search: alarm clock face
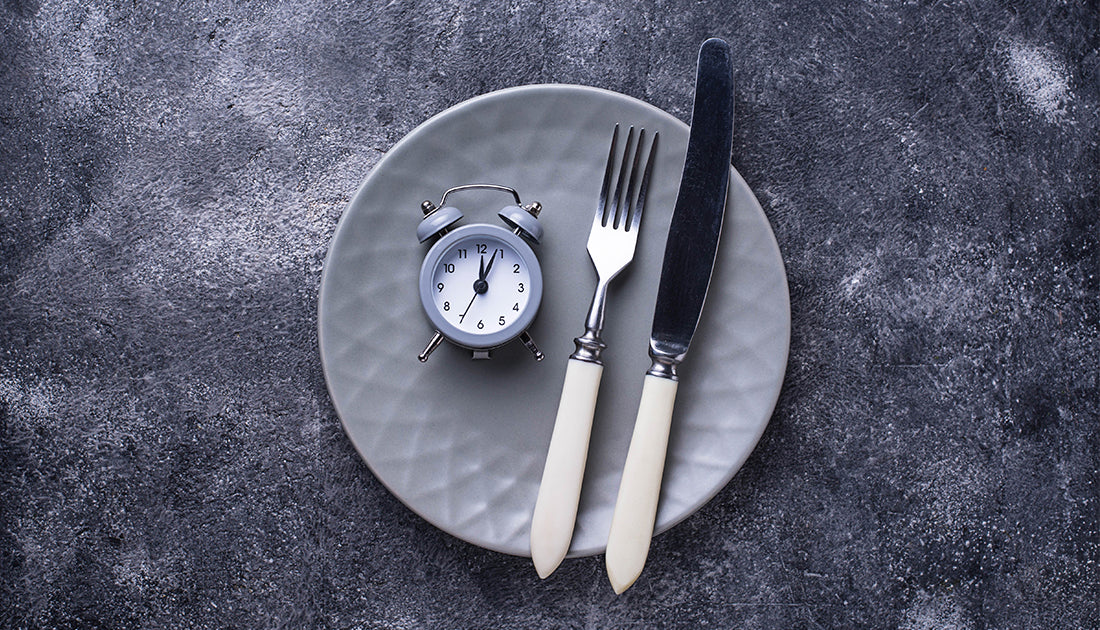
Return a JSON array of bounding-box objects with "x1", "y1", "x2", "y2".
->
[{"x1": 419, "y1": 224, "x2": 543, "y2": 350}]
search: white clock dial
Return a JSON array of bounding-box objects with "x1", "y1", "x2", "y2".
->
[
  {"x1": 419, "y1": 222, "x2": 543, "y2": 351},
  {"x1": 430, "y1": 234, "x2": 533, "y2": 336}
]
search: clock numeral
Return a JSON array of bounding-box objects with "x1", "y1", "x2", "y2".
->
[
  {"x1": 437, "y1": 282, "x2": 444, "y2": 292},
  {"x1": 494, "y1": 248, "x2": 504, "y2": 259},
  {"x1": 443, "y1": 263, "x2": 455, "y2": 273},
  {"x1": 477, "y1": 320, "x2": 485, "y2": 330},
  {"x1": 498, "y1": 316, "x2": 505, "y2": 326},
  {"x1": 476, "y1": 244, "x2": 487, "y2": 254},
  {"x1": 457, "y1": 249, "x2": 467, "y2": 259},
  {"x1": 443, "y1": 301, "x2": 450, "y2": 311},
  {"x1": 513, "y1": 303, "x2": 519, "y2": 311},
  {"x1": 518, "y1": 282, "x2": 525, "y2": 293},
  {"x1": 513, "y1": 263, "x2": 520, "y2": 273}
]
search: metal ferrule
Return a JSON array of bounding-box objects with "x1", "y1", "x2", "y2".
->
[
  {"x1": 570, "y1": 329, "x2": 607, "y2": 364},
  {"x1": 645, "y1": 344, "x2": 684, "y2": 380}
]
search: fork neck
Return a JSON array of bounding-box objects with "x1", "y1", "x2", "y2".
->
[{"x1": 570, "y1": 278, "x2": 611, "y2": 364}]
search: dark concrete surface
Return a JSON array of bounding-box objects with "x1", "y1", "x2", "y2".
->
[{"x1": 1, "y1": 1, "x2": 1097, "y2": 628}]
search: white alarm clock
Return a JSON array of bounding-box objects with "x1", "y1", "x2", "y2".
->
[{"x1": 416, "y1": 184, "x2": 545, "y2": 362}]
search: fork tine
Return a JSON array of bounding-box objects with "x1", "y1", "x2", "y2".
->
[
  {"x1": 629, "y1": 131, "x2": 658, "y2": 233},
  {"x1": 621, "y1": 128, "x2": 647, "y2": 230},
  {"x1": 609, "y1": 126, "x2": 635, "y2": 229},
  {"x1": 595, "y1": 124, "x2": 619, "y2": 228}
]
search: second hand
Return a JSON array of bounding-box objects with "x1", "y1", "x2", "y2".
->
[
  {"x1": 459, "y1": 292, "x2": 477, "y2": 322},
  {"x1": 460, "y1": 253, "x2": 492, "y2": 323}
]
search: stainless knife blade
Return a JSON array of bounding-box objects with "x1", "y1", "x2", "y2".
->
[
  {"x1": 650, "y1": 39, "x2": 735, "y2": 376},
  {"x1": 605, "y1": 37, "x2": 735, "y2": 594}
]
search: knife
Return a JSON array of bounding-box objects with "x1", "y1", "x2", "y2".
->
[{"x1": 604, "y1": 37, "x2": 735, "y2": 594}]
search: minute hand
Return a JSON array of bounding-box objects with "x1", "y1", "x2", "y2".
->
[{"x1": 481, "y1": 250, "x2": 498, "y2": 280}]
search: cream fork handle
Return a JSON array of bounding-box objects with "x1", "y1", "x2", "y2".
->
[
  {"x1": 530, "y1": 358, "x2": 604, "y2": 578},
  {"x1": 605, "y1": 373, "x2": 678, "y2": 594}
]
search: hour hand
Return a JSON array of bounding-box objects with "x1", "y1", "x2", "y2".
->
[{"x1": 472, "y1": 254, "x2": 489, "y2": 296}]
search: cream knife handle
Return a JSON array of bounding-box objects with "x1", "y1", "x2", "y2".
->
[
  {"x1": 605, "y1": 373, "x2": 678, "y2": 594},
  {"x1": 531, "y1": 358, "x2": 604, "y2": 578}
]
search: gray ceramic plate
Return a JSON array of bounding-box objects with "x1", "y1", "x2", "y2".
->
[{"x1": 318, "y1": 84, "x2": 789, "y2": 557}]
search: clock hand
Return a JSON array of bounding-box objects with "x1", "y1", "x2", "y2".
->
[
  {"x1": 461, "y1": 253, "x2": 492, "y2": 323},
  {"x1": 459, "y1": 251, "x2": 497, "y2": 324},
  {"x1": 459, "y1": 291, "x2": 478, "y2": 322},
  {"x1": 483, "y1": 250, "x2": 498, "y2": 280}
]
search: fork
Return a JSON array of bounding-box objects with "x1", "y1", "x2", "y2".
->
[{"x1": 531, "y1": 124, "x2": 658, "y2": 578}]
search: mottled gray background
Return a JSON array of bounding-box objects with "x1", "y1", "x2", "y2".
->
[{"x1": 1, "y1": 1, "x2": 1097, "y2": 628}]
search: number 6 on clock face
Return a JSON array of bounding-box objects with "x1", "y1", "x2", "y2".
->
[{"x1": 419, "y1": 223, "x2": 543, "y2": 351}]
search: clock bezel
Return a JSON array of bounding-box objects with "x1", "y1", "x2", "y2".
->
[{"x1": 418, "y1": 223, "x2": 543, "y2": 350}]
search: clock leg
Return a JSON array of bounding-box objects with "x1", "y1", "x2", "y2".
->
[
  {"x1": 418, "y1": 331, "x2": 445, "y2": 363},
  {"x1": 519, "y1": 331, "x2": 544, "y2": 361}
]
